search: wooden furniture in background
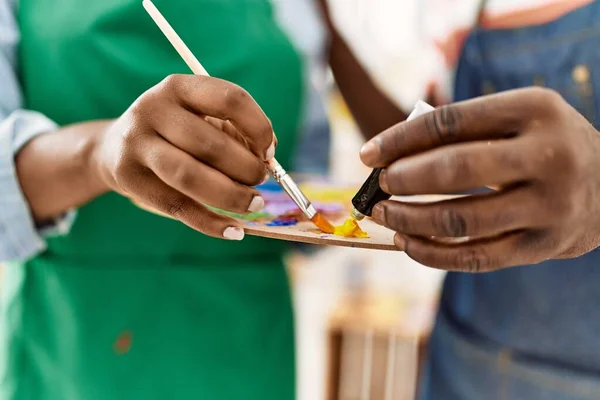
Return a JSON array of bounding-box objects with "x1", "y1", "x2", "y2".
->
[{"x1": 325, "y1": 283, "x2": 437, "y2": 400}]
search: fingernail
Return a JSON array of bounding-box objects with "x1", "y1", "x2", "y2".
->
[
  {"x1": 372, "y1": 203, "x2": 385, "y2": 225},
  {"x1": 248, "y1": 196, "x2": 265, "y2": 212},
  {"x1": 360, "y1": 138, "x2": 380, "y2": 165},
  {"x1": 379, "y1": 169, "x2": 390, "y2": 193},
  {"x1": 224, "y1": 227, "x2": 245, "y2": 241},
  {"x1": 394, "y1": 233, "x2": 407, "y2": 251},
  {"x1": 265, "y1": 141, "x2": 276, "y2": 161}
]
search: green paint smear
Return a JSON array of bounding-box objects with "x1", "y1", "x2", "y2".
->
[{"x1": 206, "y1": 206, "x2": 273, "y2": 221}]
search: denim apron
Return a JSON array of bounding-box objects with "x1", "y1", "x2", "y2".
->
[{"x1": 421, "y1": 2, "x2": 600, "y2": 399}]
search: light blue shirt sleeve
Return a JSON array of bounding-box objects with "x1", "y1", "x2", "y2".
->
[{"x1": 0, "y1": 0, "x2": 76, "y2": 262}]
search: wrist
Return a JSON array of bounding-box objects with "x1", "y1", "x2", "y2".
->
[
  {"x1": 14, "y1": 119, "x2": 114, "y2": 222},
  {"x1": 83, "y1": 120, "x2": 114, "y2": 197}
]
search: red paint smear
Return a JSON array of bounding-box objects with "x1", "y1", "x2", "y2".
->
[{"x1": 114, "y1": 331, "x2": 133, "y2": 354}]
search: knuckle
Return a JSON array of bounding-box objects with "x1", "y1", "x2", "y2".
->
[
  {"x1": 129, "y1": 95, "x2": 153, "y2": 120},
  {"x1": 223, "y1": 84, "x2": 251, "y2": 109},
  {"x1": 424, "y1": 104, "x2": 463, "y2": 145},
  {"x1": 161, "y1": 74, "x2": 184, "y2": 93},
  {"x1": 529, "y1": 87, "x2": 563, "y2": 113},
  {"x1": 490, "y1": 207, "x2": 517, "y2": 231},
  {"x1": 535, "y1": 139, "x2": 580, "y2": 182},
  {"x1": 112, "y1": 158, "x2": 135, "y2": 189},
  {"x1": 165, "y1": 196, "x2": 189, "y2": 219},
  {"x1": 113, "y1": 157, "x2": 129, "y2": 178},
  {"x1": 437, "y1": 150, "x2": 472, "y2": 187},
  {"x1": 196, "y1": 136, "x2": 224, "y2": 161},
  {"x1": 497, "y1": 146, "x2": 526, "y2": 173},
  {"x1": 517, "y1": 230, "x2": 556, "y2": 259},
  {"x1": 170, "y1": 163, "x2": 194, "y2": 190},
  {"x1": 434, "y1": 207, "x2": 469, "y2": 237},
  {"x1": 148, "y1": 151, "x2": 195, "y2": 189},
  {"x1": 546, "y1": 193, "x2": 577, "y2": 221},
  {"x1": 121, "y1": 125, "x2": 146, "y2": 149},
  {"x1": 129, "y1": 92, "x2": 166, "y2": 128},
  {"x1": 553, "y1": 141, "x2": 580, "y2": 174},
  {"x1": 147, "y1": 149, "x2": 167, "y2": 173},
  {"x1": 455, "y1": 248, "x2": 492, "y2": 273},
  {"x1": 538, "y1": 87, "x2": 562, "y2": 104}
]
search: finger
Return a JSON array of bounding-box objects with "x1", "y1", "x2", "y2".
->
[
  {"x1": 120, "y1": 169, "x2": 245, "y2": 240},
  {"x1": 380, "y1": 138, "x2": 538, "y2": 195},
  {"x1": 204, "y1": 116, "x2": 247, "y2": 145},
  {"x1": 152, "y1": 108, "x2": 266, "y2": 186},
  {"x1": 161, "y1": 74, "x2": 275, "y2": 160},
  {"x1": 143, "y1": 137, "x2": 265, "y2": 214},
  {"x1": 394, "y1": 230, "x2": 548, "y2": 272},
  {"x1": 222, "y1": 120, "x2": 246, "y2": 143},
  {"x1": 372, "y1": 188, "x2": 540, "y2": 239},
  {"x1": 361, "y1": 87, "x2": 557, "y2": 167},
  {"x1": 204, "y1": 118, "x2": 264, "y2": 179}
]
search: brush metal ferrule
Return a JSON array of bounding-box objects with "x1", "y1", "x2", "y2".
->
[
  {"x1": 266, "y1": 159, "x2": 317, "y2": 220},
  {"x1": 350, "y1": 208, "x2": 366, "y2": 221}
]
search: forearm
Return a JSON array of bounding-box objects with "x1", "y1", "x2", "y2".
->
[
  {"x1": 16, "y1": 120, "x2": 112, "y2": 223},
  {"x1": 326, "y1": 29, "x2": 408, "y2": 139}
]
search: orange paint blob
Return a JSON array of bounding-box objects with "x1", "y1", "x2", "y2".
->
[
  {"x1": 311, "y1": 213, "x2": 335, "y2": 234},
  {"x1": 334, "y1": 218, "x2": 369, "y2": 238}
]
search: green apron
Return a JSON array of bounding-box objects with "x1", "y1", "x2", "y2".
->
[{"x1": 0, "y1": 0, "x2": 304, "y2": 399}]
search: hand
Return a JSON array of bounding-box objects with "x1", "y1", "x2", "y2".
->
[
  {"x1": 93, "y1": 74, "x2": 274, "y2": 240},
  {"x1": 360, "y1": 87, "x2": 600, "y2": 272}
]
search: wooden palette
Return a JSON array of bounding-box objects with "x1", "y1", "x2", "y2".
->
[
  {"x1": 242, "y1": 216, "x2": 398, "y2": 251},
  {"x1": 134, "y1": 184, "x2": 457, "y2": 251},
  {"x1": 240, "y1": 194, "x2": 462, "y2": 251}
]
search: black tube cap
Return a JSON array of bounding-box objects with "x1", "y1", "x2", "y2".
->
[{"x1": 351, "y1": 168, "x2": 392, "y2": 217}]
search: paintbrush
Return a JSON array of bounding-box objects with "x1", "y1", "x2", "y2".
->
[{"x1": 142, "y1": 0, "x2": 334, "y2": 234}]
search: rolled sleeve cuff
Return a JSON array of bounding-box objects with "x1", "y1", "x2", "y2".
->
[{"x1": 0, "y1": 110, "x2": 76, "y2": 262}]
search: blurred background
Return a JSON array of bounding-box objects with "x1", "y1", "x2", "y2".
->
[{"x1": 284, "y1": 1, "x2": 447, "y2": 399}]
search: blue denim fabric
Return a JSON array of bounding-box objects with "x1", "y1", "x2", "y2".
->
[
  {"x1": 422, "y1": 2, "x2": 600, "y2": 399},
  {"x1": 292, "y1": 83, "x2": 331, "y2": 176},
  {"x1": 273, "y1": 0, "x2": 331, "y2": 176},
  {"x1": 422, "y1": 312, "x2": 600, "y2": 400}
]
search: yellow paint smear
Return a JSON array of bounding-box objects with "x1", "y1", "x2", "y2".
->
[{"x1": 334, "y1": 218, "x2": 369, "y2": 238}]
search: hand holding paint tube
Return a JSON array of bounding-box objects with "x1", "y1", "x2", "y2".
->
[
  {"x1": 359, "y1": 88, "x2": 600, "y2": 272},
  {"x1": 350, "y1": 101, "x2": 436, "y2": 221},
  {"x1": 326, "y1": 102, "x2": 435, "y2": 239}
]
